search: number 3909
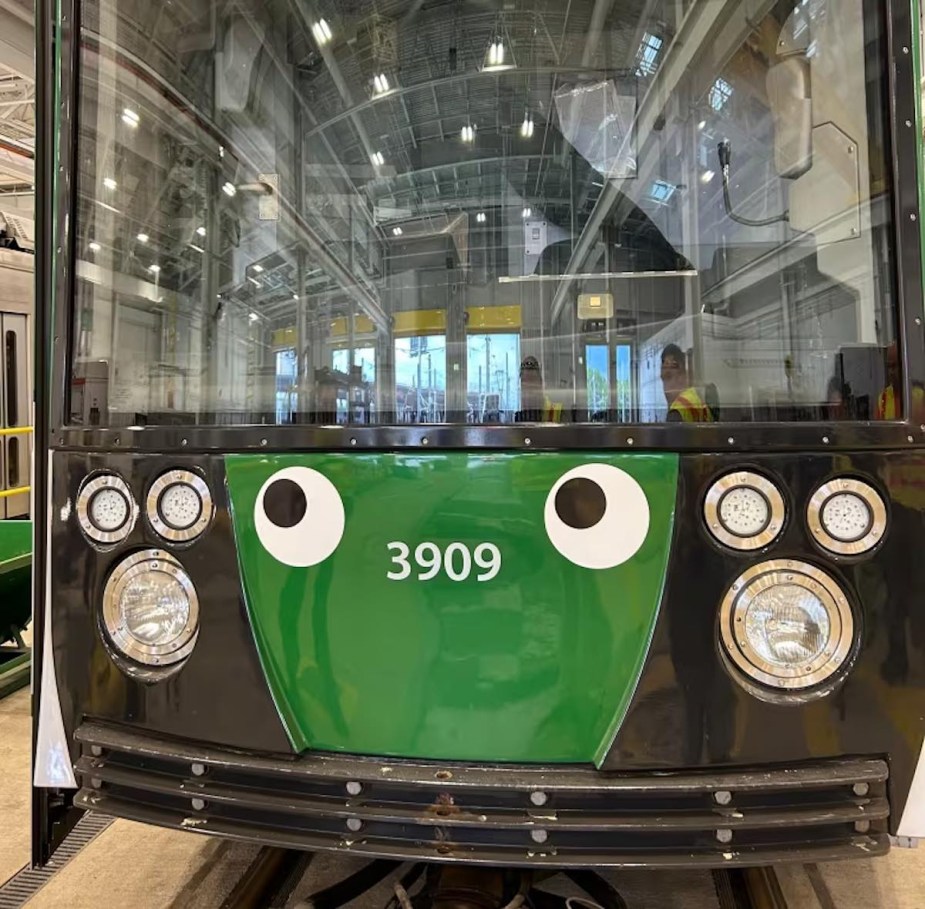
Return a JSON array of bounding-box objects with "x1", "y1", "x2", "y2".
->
[{"x1": 386, "y1": 542, "x2": 501, "y2": 582}]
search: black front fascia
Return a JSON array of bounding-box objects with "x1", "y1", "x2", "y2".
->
[
  {"x1": 51, "y1": 448, "x2": 925, "y2": 838},
  {"x1": 50, "y1": 452, "x2": 291, "y2": 754}
]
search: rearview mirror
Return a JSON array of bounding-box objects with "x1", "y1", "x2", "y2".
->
[{"x1": 766, "y1": 57, "x2": 813, "y2": 180}]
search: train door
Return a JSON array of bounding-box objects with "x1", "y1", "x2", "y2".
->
[{"x1": 0, "y1": 312, "x2": 29, "y2": 517}]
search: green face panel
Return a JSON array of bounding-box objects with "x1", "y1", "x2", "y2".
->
[{"x1": 225, "y1": 453, "x2": 678, "y2": 764}]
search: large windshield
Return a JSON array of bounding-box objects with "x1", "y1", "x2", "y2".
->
[{"x1": 69, "y1": 0, "x2": 899, "y2": 427}]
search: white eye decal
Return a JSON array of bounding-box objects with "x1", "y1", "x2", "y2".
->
[
  {"x1": 254, "y1": 467, "x2": 345, "y2": 567},
  {"x1": 544, "y1": 464, "x2": 650, "y2": 569}
]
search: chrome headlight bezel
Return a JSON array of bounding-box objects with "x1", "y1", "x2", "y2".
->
[
  {"x1": 719, "y1": 560, "x2": 855, "y2": 691},
  {"x1": 807, "y1": 478, "x2": 887, "y2": 557},
  {"x1": 101, "y1": 549, "x2": 200, "y2": 667},
  {"x1": 76, "y1": 473, "x2": 138, "y2": 545},
  {"x1": 703, "y1": 471, "x2": 786, "y2": 552},
  {"x1": 146, "y1": 469, "x2": 214, "y2": 543}
]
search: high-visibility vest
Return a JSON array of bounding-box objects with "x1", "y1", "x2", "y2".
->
[
  {"x1": 669, "y1": 387, "x2": 713, "y2": 423},
  {"x1": 876, "y1": 385, "x2": 925, "y2": 421}
]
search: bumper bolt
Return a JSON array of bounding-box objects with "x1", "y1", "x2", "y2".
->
[
  {"x1": 346, "y1": 817, "x2": 363, "y2": 832},
  {"x1": 530, "y1": 829, "x2": 549, "y2": 844},
  {"x1": 90, "y1": 777, "x2": 102, "y2": 790},
  {"x1": 714, "y1": 790, "x2": 732, "y2": 806},
  {"x1": 90, "y1": 745, "x2": 103, "y2": 757},
  {"x1": 716, "y1": 828, "x2": 733, "y2": 845},
  {"x1": 530, "y1": 791, "x2": 548, "y2": 807},
  {"x1": 191, "y1": 798, "x2": 206, "y2": 811},
  {"x1": 855, "y1": 820, "x2": 871, "y2": 834},
  {"x1": 853, "y1": 783, "x2": 870, "y2": 797},
  {"x1": 191, "y1": 763, "x2": 206, "y2": 777},
  {"x1": 346, "y1": 781, "x2": 363, "y2": 796}
]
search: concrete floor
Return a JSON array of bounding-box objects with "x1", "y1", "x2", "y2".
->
[{"x1": 2, "y1": 686, "x2": 925, "y2": 908}]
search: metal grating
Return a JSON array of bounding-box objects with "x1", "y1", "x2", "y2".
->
[{"x1": 0, "y1": 813, "x2": 112, "y2": 908}]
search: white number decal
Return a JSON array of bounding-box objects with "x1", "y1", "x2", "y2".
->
[
  {"x1": 415, "y1": 542, "x2": 442, "y2": 581},
  {"x1": 474, "y1": 543, "x2": 502, "y2": 582},
  {"x1": 386, "y1": 542, "x2": 412, "y2": 581},
  {"x1": 444, "y1": 542, "x2": 472, "y2": 582},
  {"x1": 386, "y1": 542, "x2": 502, "y2": 582}
]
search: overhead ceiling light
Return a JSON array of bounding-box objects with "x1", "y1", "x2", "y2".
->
[
  {"x1": 196, "y1": 226, "x2": 207, "y2": 237},
  {"x1": 148, "y1": 264, "x2": 160, "y2": 274},
  {"x1": 312, "y1": 18, "x2": 333, "y2": 46},
  {"x1": 392, "y1": 227, "x2": 403, "y2": 236},
  {"x1": 103, "y1": 177, "x2": 117, "y2": 191},
  {"x1": 522, "y1": 207, "x2": 532, "y2": 219},
  {"x1": 222, "y1": 181, "x2": 237, "y2": 197},
  {"x1": 701, "y1": 169, "x2": 715, "y2": 184},
  {"x1": 698, "y1": 120, "x2": 707, "y2": 131},
  {"x1": 520, "y1": 115, "x2": 535, "y2": 139},
  {"x1": 292, "y1": 294, "x2": 299, "y2": 301},
  {"x1": 253, "y1": 264, "x2": 265, "y2": 273},
  {"x1": 88, "y1": 241, "x2": 101, "y2": 252},
  {"x1": 121, "y1": 108, "x2": 140, "y2": 128},
  {"x1": 249, "y1": 312, "x2": 260, "y2": 322},
  {"x1": 371, "y1": 151, "x2": 385, "y2": 167},
  {"x1": 190, "y1": 244, "x2": 204, "y2": 254},
  {"x1": 461, "y1": 124, "x2": 476, "y2": 144},
  {"x1": 136, "y1": 232, "x2": 149, "y2": 243},
  {"x1": 372, "y1": 73, "x2": 391, "y2": 96},
  {"x1": 476, "y1": 212, "x2": 487, "y2": 223}
]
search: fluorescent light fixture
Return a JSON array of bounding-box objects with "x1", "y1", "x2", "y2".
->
[
  {"x1": 698, "y1": 120, "x2": 707, "y2": 131},
  {"x1": 522, "y1": 207, "x2": 533, "y2": 219},
  {"x1": 392, "y1": 227, "x2": 403, "y2": 237},
  {"x1": 248, "y1": 277, "x2": 261, "y2": 287},
  {"x1": 292, "y1": 294, "x2": 299, "y2": 301},
  {"x1": 461, "y1": 124, "x2": 476, "y2": 143},
  {"x1": 88, "y1": 241, "x2": 101, "y2": 252},
  {"x1": 103, "y1": 177, "x2": 117, "y2": 191},
  {"x1": 121, "y1": 108, "x2": 140, "y2": 128},
  {"x1": 136, "y1": 232, "x2": 149, "y2": 243},
  {"x1": 476, "y1": 212, "x2": 487, "y2": 223},
  {"x1": 252, "y1": 264, "x2": 264, "y2": 274},
  {"x1": 312, "y1": 18, "x2": 333, "y2": 46},
  {"x1": 196, "y1": 226, "x2": 207, "y2": 237},
  {"x1": 487, "y1": 40, "x2": 505, "y2": 68},
  {"x1": 701, "y1": 169, "x2": 716, "y2": 184},
  {"x1": 222, "y1": 181, "x2": 237, "y2": 197},
  {"x1": 190, "y1": 244, "x2": 204, "y2": 254},
  {"x1": 373, "y1": 73, "x2": 391, "y2": 96},
  {"x1": 371, "y1": 151, "x2": 385, "y2": 167},
  {"x1": 249, "y1": 312, "x2": 259, "y2": 323},
  {"x1": 520, "y1": 115, "x2": 535, "y2": 139},
  {"x1": 148, "y1": 264, "x2": 160, "y2": 274}
]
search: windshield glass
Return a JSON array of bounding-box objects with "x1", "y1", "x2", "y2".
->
[{"x1": 69, "y1": 0, "x2": 900, "y2": 427}]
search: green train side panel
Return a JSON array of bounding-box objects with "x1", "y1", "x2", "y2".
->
[
  {"x1": 225, "y1": 454, "x2": 678, "y2": 764},
  {"x1": 0, "y1": 520, "x2": 31, "y2": 641}
]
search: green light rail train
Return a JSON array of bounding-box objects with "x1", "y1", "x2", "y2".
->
[{"x1": 29, "y1": 0, "x2": 925, "y2": 894}]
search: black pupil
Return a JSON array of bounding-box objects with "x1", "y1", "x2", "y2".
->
[
  {"x1": 555, "y1": 478, "x2": 607, "y2": 530},
  {"x1": 263, "y1": 479, "x2": 307, "y2": 528}
]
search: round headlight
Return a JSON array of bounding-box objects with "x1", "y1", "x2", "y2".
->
[
  {"x1": 704, "y1": 471, "x2": 785, "y2": 551},
  {"x1": 719, "y1": 560, "x2": 854, "y2": 691},
  {"x1": 807, "y1": 478, "x2": 886, "y2": 556},
  {"x1": 102, "y1": 550, "x2": 199, "y2": 667},
  {"x1": 77, "y1": 474, "x2": 138, "y2": 545},
  {"x1": 146, "y1": 470, "x2": 213, "y2": 543}
]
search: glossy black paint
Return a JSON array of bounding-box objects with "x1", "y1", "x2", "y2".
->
[
  {"x1": 606, "y1": 450, "x2": 925, "y2": 830},
  {"x1": 49, "y1": 452, "x2": 290, "y2": 753}
]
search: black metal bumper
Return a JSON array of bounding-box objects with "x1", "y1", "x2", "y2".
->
[{"x1": 73, "y1": 722, "x2": 891, "y2": 868}]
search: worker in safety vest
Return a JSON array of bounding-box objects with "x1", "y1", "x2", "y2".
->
[
  {"x1": 875, "y1": 342, "x2": 925, "y2": 422},
  {"x1": 517, "y1": 356, "x2": 563, "y2": 423},
  {"x1": 660, "y1": 344, "x2": 714, "y2": 423}
]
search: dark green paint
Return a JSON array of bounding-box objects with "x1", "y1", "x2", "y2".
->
[{"x1": 226, "y1": 454, "x2": 678, "y2": 764}]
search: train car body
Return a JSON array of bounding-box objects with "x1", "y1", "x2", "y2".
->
[{"x1": 31, "y1": 0, "x2": 925, "y2": 871}]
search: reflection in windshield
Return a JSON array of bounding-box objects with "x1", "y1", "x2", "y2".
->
[{"x1": 69, "y1": 0, "x2": 899, "y2": 428}]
